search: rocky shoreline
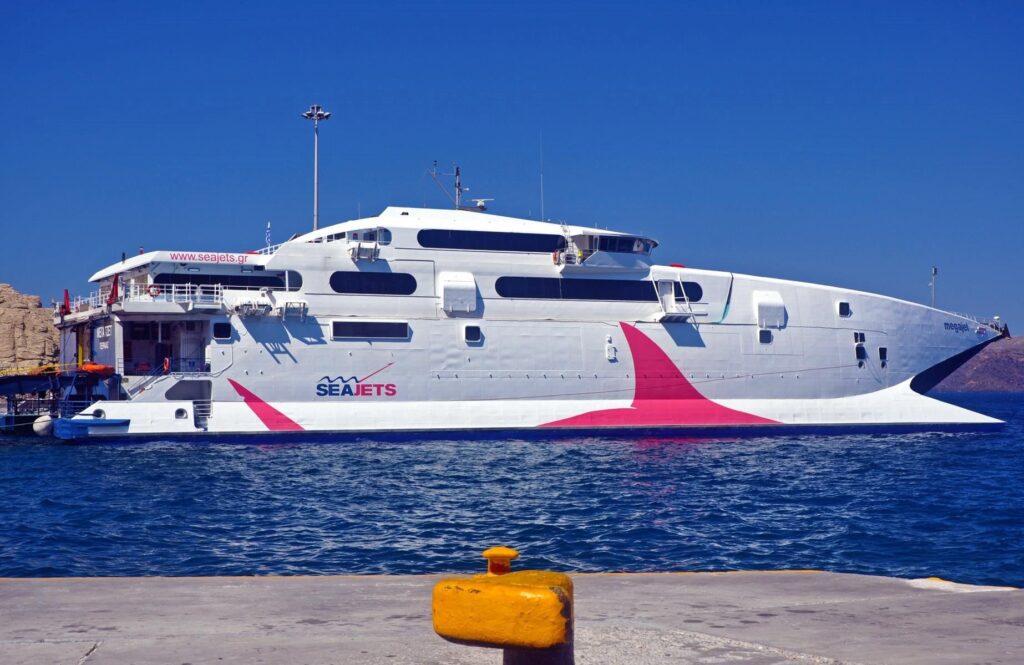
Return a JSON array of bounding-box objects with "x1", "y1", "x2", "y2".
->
[
  {"x1": 933, "y1": 335, "x2": 1024, "y2": 393},
  {"x1": 0, "y1": 284, "x2": 58, "y2": 372}
]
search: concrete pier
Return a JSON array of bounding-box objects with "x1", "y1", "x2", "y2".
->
[{"x1": 1, "y1": 571, "x2": 1020, "y2": 664}]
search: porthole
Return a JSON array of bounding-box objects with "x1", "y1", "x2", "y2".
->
[
  {"x1": 465, "y1": 325, "x2": 482, "y2": 343},
  {"x1": 838, "y1": 301, "x2": 852, "y2": 317},
  {"x1": 93, "y1": 409, "x2": 105, "y2": 419},
  {"x1": 175, "y1": 408, "x2": 188, "y2": 420},
  {"x1": 758, "y1": 329, "x2": 773, "y2": 344}
]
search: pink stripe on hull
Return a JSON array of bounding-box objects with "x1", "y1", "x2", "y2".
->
[
  {"x1": 541, "y1": 322, "x2": 777, "y2": 428},
  {"x1": 227, "y1": 379, "x2": 304, "y2": 431}
]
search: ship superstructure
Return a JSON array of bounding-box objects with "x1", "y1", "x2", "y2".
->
[{"x1": 51, "y1": 205, "x2": 1006, "y2": 439}]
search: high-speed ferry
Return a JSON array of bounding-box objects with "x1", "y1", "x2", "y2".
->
[{"x1": 51, "y1": 204, "x2": 1007, "y2": 439}]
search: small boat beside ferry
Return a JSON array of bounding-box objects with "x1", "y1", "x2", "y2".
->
[{"x1": 46, "y1": 182, "x2": 1008, "y2": 440}]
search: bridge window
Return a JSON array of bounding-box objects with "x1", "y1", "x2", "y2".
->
[
  {"x1": 330, "y1": 271, "x2": 417, "y2": 295},
  {"x1": 418, "y1": 229, "x2": 566, "y2": 253},
  {"x1": 332, "y1": 321, "x2": 410, "y2": 340},
  {"x1": 597, "y1": 235, "x2": 656, "y2": 255}
]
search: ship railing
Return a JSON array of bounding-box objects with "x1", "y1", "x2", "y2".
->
[
  {"x1": 253, "y1": 243, "x2": 283, "y2": 255},
  {"x1": 950, "y1": 311, "x2": 1006, "y2": 332},
  {"x1": 58, "y1": 400, "x2": 97, "y2": 418},
  {"x1": 122, "y1": 356, "x2": 210, "y2": 376},
  {"x1": 54, "y1": 291, "x2": 107, "y2": 315},
  {"x1": 122, "y1": 282, "x2": 225, "y2": 306},
  {"x1": 1, "y1": 398, "x2": 58, "y2": 417}
]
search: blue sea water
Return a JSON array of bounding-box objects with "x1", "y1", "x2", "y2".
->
[{"x1": 1, "y1": 393, "x2": 1022, "y2": 585}]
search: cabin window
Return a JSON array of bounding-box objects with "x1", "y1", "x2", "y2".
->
[
  {"x1": 838, "y1": 301, "x2": 852, "y2": 317},
  {"x1": 418, "y1": 229, "x2": 566, "y2": 253},
  {"x1": 213, "y1": 322, "x2": 232, "y2": 340},
  {"x1": 596, "y1": 235, "x2": 656, "y2": 255},
  {"x1": 332, "y1": 321, "x2": 410, "y2": 340},
  {"x1": 495, "y1": 276, "x2": 702, "y2": 303},
  {"x1": 855, "y1": 345, "x2": 868, "y2": 361},
  {"x1": 464, "y1": 325, "x2": 482, "y2": 343},
  {"x1": 377, "y1": 228, "x2": 392, "y2": 245},
  {"x1": 853, "y1": 331, "x2": 866, "y2": 343},
  {"x1": 154, "y1": 271, "x2": 302, "y2": 291},
  {"x1": 758, "y1": 329, "x2": 773, "y2": 344},
  {"x1": 879, "y1": 347, "x2": 888, "y2": 361},
  {"x1": 329, "y1": 271, "x2": 417, "y2": 295}
]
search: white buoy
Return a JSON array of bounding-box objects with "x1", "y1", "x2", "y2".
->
[{"x1": 32, "y1": 415, "x2": 53, "y2": 437}]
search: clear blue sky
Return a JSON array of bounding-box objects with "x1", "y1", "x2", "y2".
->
[{"x1": 2, "y1": 1, "x2": 1021, "y2": 326}]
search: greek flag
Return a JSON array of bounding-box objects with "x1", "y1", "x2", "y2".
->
[{"x1": 265, "y1": 221, "x2": 272, "y2": 246}]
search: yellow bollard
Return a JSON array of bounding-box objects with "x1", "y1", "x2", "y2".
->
[{"x1": 433, "y1": 547, "x2": 574, "y2": 665}]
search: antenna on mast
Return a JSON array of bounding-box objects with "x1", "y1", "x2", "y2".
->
[
  {"x1": 428, "y1": 162, "x2": 491, "y2": 212},
  {"x1": 540, "y1": 132, "x2": 545, "y2": 221},
  {"x1": 454, "y1": 166, "x2": 465, "y2": 210}
]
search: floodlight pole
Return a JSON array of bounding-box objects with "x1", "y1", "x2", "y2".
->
[
  {"x1": 302, "y1": 104, "x2": 331, "y2": 231},
  {"x1": 930, "y1": 266, "x2": 938, "y2": 308}
]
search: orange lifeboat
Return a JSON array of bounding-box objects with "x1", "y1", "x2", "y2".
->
[{"x1": 80, "y1": 362, "x2": 115, "y2": 377}]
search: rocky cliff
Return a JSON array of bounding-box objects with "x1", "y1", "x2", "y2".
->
[
  {"x1": 0, "y1": 284, "x2": 59, "y2": 372},
  {"x1": 934, "y1": 335, "x2": 1024, "y2": 392}
]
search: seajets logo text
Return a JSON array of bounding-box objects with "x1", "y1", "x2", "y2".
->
[
  {"x1": 316, "y1": 363, "x2": 397, "y2": 398},
  {"x1": 944, "y1": 322, "x2": 970, "y2": 333}
]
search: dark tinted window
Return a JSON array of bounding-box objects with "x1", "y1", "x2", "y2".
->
[
  {"x1": 855, "y1": 345, "x2": 868, "y2": 360},
  {"x1": 154, "y1": 271, "x2": 302, "y2": 290},
  {"x1": 213, "y1": 322, "x2": 232, "y2": 339},
  {"x1": 879, "y1": 347, "x2": 888, "y2": 361},
  {"x1": 497, "y1": 276, "x2": 655, "y2": 301},
  {"x1": 673, "y1": 282, "x2": 703, "y2": 302},
  {"x1": 330, "y1": 271, "x2": 417, "y2": 295},
  {"x1": 465, "y1": 326, "x2": 482, "y2": 342},
  {"x1": 496, "y1": 276, "x2": 703, "y2": 303},
  {"x1": 838, "y1": 301, "x2": 852, "y2": 317},
  {"x1": 418, "y1": 229, "x2": 566, "y2": 252},
  {"x1": 597, "y1": 235, "x2": 655, "y2": 254},
  {"x1": 332, "y1": 321, "x2": 409, "y2": 339},
  {"x1": 759, "y1": 329, "x2": 773, "y2": 344}
]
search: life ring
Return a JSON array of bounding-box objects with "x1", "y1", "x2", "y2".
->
[
  {"x1": 163, "y1": 357, "x2": 170, "y2": 374},
  {"x1": 148, "y1": 284, "x2": 162, "y2": 297}
]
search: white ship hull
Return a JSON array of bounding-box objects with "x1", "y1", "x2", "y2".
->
[{"x1": 53, "y1": 207, "x2": 1005, "y2": 440}]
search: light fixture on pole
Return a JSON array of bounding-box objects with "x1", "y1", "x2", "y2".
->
[
  {"x1": 929, "y1": 266, "x2": 938, "y2": 307},
  {"x1": 302, "y1": 104, "x2": 331, "y2": 231}
]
